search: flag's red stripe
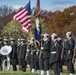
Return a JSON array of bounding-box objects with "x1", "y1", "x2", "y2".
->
[
  {"x1": 15, "y1": 9, "x2": 27, "y2": 19},
  {"x1": 20, "y1": 17, "x2": 31, "y2": 24},
  {"x1": 14, "y1": 9, "x2": 23, "y2": 17},
  {"x1": 18, "y1": 14, "x2": 28, "y2": 22},
  {"x1": 24, "y1": 21, "x2": 31, "y2": 27},
  {"x1": 21, "y1": 19, "x2": 31, "y2": 26},
  {"x1": 22, "y1": 29, "x2": 28, "y2": 34},
  {"x1": 27, "y1": 25, "x2": 31, "y2": 29},
  {"x1": 14, "y1": 9, "x2": 25, "y2": 19}
]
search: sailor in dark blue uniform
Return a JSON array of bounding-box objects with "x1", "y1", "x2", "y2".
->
[
  {"x1": 17, "y1": 38, "x2": 22, "y2": 71},
  {"x1": 57, "y1": 38, "x2": 63, "y2": 75},
  {"x1": 26, "y1": 40, "x2": 31, "y2": 68},
  {"x1": 0, "y1": 37, "x2": 3, "y2": 71},
  {"x1": 3, "y1": 39, "x2": 10, "y2": 71},
  {"x1": 20, "y1": 38, "x2": 27, "y2": 72},
  {"x1": 10, "y1": 38, "x2": 17, "y2": 71},
  {"x1": 29, "y1": 37, "x2": 37, "y2": 73},
  {"x1": 64, "y1": 32, "x2": 75, "y2": 75},
  {"x1": 49, "y1": 33, "x2": 61, "y2": 75},
  {"x1": 40, "y1": 33, "x2": 50, "y2": 75}
]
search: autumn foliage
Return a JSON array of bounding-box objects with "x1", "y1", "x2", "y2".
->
[
  {"x1": 0, "y1": 5, "x2": 76, "y2": 38},
  {"x1": 42, "y1": 6, "x2": 76, "y2": 37}
]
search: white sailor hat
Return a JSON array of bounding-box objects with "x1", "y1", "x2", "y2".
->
[
  {"x1": 17, "y1": 38, "x2": 21, "y2": 41},
  {"x1": 44, "y1": 33, "x2": 49, "y2": 37},
  {"x1": 4, "y1": 39, "x2": 8, "y2": 42},
  {"x1": 51, "y1": 33, "x2": 57, "y2": 37},
  {"x1": 20, "y1": 38, "x2": 25, "y2": 41},
  {"x1": 10, "y1": 38, "x2": 15, "y2": 41},
  {"x1": 66, "y1": 31, "x2": 71, "y2": 36},
  {"x1": 57, "y1": 38, "x2": 62, "y2": 41}
]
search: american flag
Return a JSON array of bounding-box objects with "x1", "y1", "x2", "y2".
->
[{"x1": 13, "y1": 1, "x2": 31, "y2": 34}]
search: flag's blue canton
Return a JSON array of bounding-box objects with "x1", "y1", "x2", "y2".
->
[{"x1": 24, "y1": 1, "x2": 31, "y2": 15}]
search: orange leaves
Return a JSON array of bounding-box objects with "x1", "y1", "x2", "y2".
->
[{"x1": 42, "y1": 6, "x2": 76, "y2": 37}]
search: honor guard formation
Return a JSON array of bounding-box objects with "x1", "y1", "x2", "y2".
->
[{"x1": 0, "y1": 32, "x2": 76, "y2": 75}]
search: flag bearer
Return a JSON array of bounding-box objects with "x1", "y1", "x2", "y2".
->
[{"x1": 40, "y1": 33, "x2": 50, "y2": 75}]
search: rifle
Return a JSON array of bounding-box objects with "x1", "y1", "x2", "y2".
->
[
  {"x1": 39, "y1": 40, "x2": 43, "y2": 59},
  {"x1": 61, "y1": 39, "x2": 66, "y2": 60},
  {"x1": 72, "y1": 50, "x2": 76, "y2": 64}
]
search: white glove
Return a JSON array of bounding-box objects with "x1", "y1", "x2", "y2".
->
[
  {"x1": 41, "y1": 47, "x2": 43, "y2": 49},
  {"x1": 27, "y1": 49, "x2": 29, "y2": 52}
]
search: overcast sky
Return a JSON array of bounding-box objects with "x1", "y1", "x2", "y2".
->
[{"x1": 0, "y1": 0, "x2": 76, "y2": 12}]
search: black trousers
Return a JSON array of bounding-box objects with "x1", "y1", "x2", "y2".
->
[
  {"x1": 30, "y1": 57, "x2": 35, "y2": 69},
  {"x1": 51, "y1": 62, "x2": 60, "y2": 75},
  {"x1": 0, "y1": 60, "x2": 2, "y2": 71},
  {"x1": 0, "y1": 65, "x2": 2, "y2": 71},
  {"x1": 39, "y1": 58, "x2": 49, "y2": 71},
  {"x1": 39, "y1": 58, "x2": 44, "y2": 70},
  {"x1": 18, "y1": 58, "x2": 22, "y2": 66},
  {"x1": 21, "y1": 59, "x2": 26, "y2": 72},
  {"x1": 66, "y1": 59, "x2": 75, "y2": 73},
  {"x1": 59, "y1": 60, "x2": 63, "y2": 72},
  {"x1": 12, "y1": 65, "x2": 17, "y2": 71},
  {"x1": 18, "y1": 58, "x2": 26, "y2": 72},
  {"x1": 35, "y1": 58, "x2": 40, "y2": 70},
  {"x1": 30, "y1": 56, "x2": 39, "y2": 70}
]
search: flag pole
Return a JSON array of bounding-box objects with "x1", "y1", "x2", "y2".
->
[{"x1": 28, "y1": 0, "x2": 34, "y2": 39}]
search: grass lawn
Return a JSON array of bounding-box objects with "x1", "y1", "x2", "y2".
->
[
  {"x1": 0, "y1": 65, "x2": 76, "y2": 75},
  {"x1": 0, "y1": 70, "x2": 76, "y2": 75}
]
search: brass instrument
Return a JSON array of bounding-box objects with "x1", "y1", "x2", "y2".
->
[
  {"x1": 34, "y1": 40, "x2": 40, "y2": 52},
  {"x1": 0, "y1": 45, "x2": 12, "y2": 71}
]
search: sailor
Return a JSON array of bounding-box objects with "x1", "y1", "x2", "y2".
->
[
  {"x1": 29, "y1": 37, "x2": 37, "y2": 73},
  {"x1": 20, "y1": 38, "x2": 27, "y2": 72},
  {"x1": 40, "y1": 33, "x2": 50, "y2": 75},
  {"x1": 17, "y1": 38, "x2": 22, "y2": 71},
  {"x1": 57, "y1": 38, "x2": 63, "y2": 75},
  {"x1": 35, "y1": 39, "x2": 40, "y2": 74},
  {"x1": 3, "y1": 39, "x2": 10, "y2": 71},
  {"x1": 49, "y1": 33, "x2": 61, "y2": 75},
  {"x1": 10, "y1": 38, "x2": 17, "y2": 71},
  {"x1": 39, "y1": 34, "x2": 44, "y2": 74},
  {"x1": 64, "y1": 32, "x2": 75, "y2": 75},
  {"x1": 26, "y1": 40, "x2": 31, "y2": 68},
  {"x1": 0, "y1": 37, "x2": 3, "y2": 71}
]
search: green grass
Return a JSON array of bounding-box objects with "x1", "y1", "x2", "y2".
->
[
  {"x1": 0, "y1": 65, "x2": 76, "y2": 75},
  {"x1": 0, "y1": 70, "x2": 76, "y2": 75}
]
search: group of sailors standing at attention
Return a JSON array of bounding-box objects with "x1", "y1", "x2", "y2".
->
[
  {"x1": 0, "y1": 31, "x2": 76, "y2": 75},
  {"x1": 26, "y1": 31, "x2": 76, "y2": 75}
]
